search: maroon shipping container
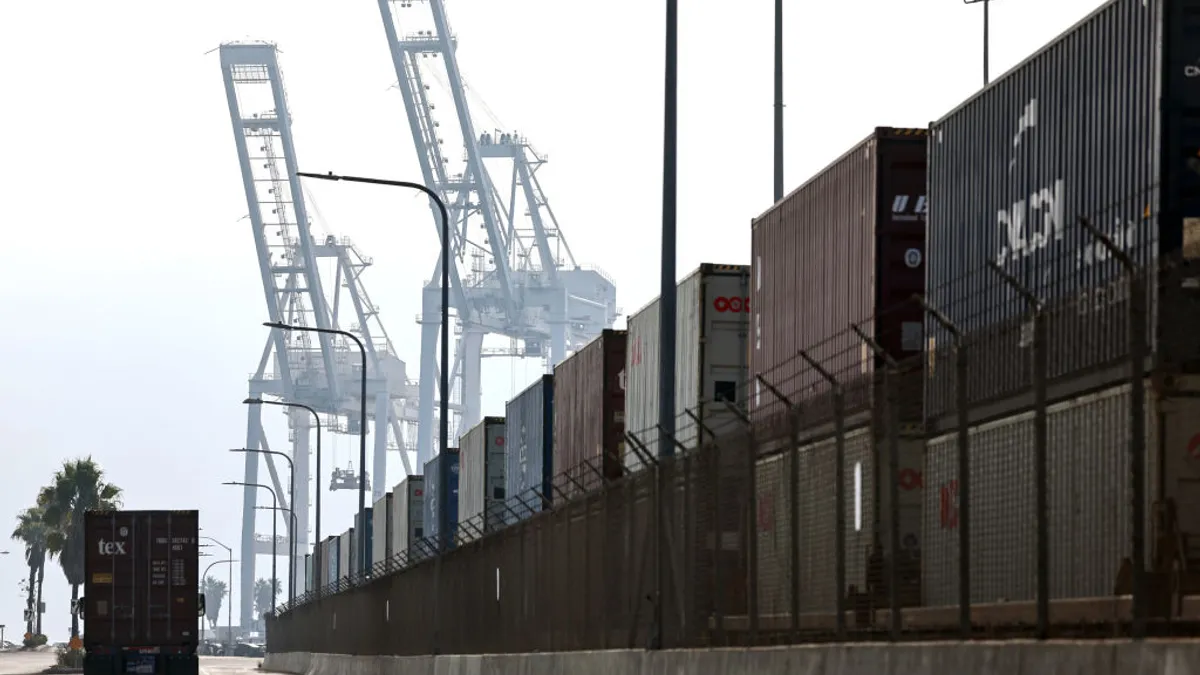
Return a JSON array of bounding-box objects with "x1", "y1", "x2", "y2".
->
[
  {"x1": 82, "y1": 510, "x2": 200, "y2": 657},
  {"x1": 552, "y1": 329, "x2": 627, "y2": 495},
  {"x1": 750, "y1": 127, "x2": 927, "y2": 419}
]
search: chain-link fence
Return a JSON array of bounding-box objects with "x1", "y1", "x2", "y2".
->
[{"x1": 267, "y1": 193, "x2": 1200, "y2": 654}]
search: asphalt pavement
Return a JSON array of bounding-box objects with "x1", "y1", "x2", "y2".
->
[
  {"x1": 0, "y1": 650, "x2": 55, "y2": 675},
  {"x1": 199, "y1": 656, "x2": 264, "y2": 675}
]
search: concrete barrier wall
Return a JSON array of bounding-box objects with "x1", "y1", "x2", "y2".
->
[{"x1": 265, "y1": 641, "x2": 1200, "y2": 675}]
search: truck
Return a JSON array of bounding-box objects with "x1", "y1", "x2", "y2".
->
[{"x1": 80, "y1": 509, "x2": 203, "y2": 675}]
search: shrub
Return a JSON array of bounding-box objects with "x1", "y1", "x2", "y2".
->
[{"x1": 55, "y1": 645, "x2": 85, "y2": 668}]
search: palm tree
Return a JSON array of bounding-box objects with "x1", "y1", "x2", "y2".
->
[
  {"x1": 253, "y1": 577, "x2": 281, "y2": 628},
  {"x1": 11, "y1": 506, "x2": 48, "y2": 637},
  {"x1": 39, "y1": 457, "x2": 123, "y2": 639},
  {"x1": 202, "y1": 576, "x2": 227, "y2": 629}
]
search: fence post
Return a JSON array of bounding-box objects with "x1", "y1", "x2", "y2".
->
[
  {"x1": 755, "y1": 375, "x2": 799, "y2": 637},
  {"x1": 987, "y1": 261, "x2": 1050, "y2": 639},
  {"x1": 1079, "y1": 216, "x2": 1147, "y2": 638},
  {"x1": 796, "y1": 351, "x2": 846, "y2": 640},
  {"x1": 915, "y1": 294, "x2": 970, "y2": 638},
  {"x1": 851, "y1": 324, "x2": 902, "y2": 640}
]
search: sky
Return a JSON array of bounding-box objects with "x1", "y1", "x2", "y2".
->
[{"x1": 0, "y1": 0, "x2": 1111, "y2": 641}]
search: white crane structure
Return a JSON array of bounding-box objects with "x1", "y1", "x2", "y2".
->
[
  {"x1": 376, "y1": 0, "x2": 619, "y2": 465},
  {"x1": 219, "y1": 41, "x2": 421, "y2": 629}
]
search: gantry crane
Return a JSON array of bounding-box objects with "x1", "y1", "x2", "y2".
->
[
  {"x1": 376, "y1": 0, "x2": 619, "y2": 466},
  {"x1": 219, "y1": 41, "x2": 422, "y2": 629}
]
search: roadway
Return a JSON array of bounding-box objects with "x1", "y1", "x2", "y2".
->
[
  {"x1": 0, "y1": 650, "x2": 54, "y2": 675},
  {"x1": 200, "y1": 656, "x2": 264, "y2": 675},
  {"x1": 0, "y1": 652, "x2": 262, "y2": 675}
]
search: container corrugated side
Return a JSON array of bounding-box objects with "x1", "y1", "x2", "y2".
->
[
  {"x1": 371, "y1": 494, "x2": 391, "y2": 569},
  {"x1": 921, "y1": 383, "x2": 1179, "y2": 606},
  {"x1": 83, "y1": 510, "x2": 200, "y2": 649},
  {"x1": 505, "y1": 375, "x2": 554, "y2": 520},
  {"x1": 924, "y1": 0, "x2": 1200, "y2": 416},
  {"x1": 424, "y1": 450, "x2": 461, "y2": 550},
  {"x1": 304, "y1": 554, "x2": 312, "y2": 592},
  {"x1": 391, "y1": 476, "x2": 425, "y2": 562},
  {"x1": 327, "y1": 537, "x2": 339, "y2": 584},
  {"x1": 750, "y1": 128, "x2": 927, "y2": 422},
  {"x1": 355, "y1": 509, "x2": 373, "y2": 572},
  {"x1": 553, "y1": 329, "x2": 627, "y2": 493},
  {"x1": 626, "y1": 264, "x2": 750, "y2": 470},
  {"x1": 458, "y1": 417, "x2": 507, "y2": 535},
  {"x1": 338, "y1": 529, "x2": 352, "y2": 581}
]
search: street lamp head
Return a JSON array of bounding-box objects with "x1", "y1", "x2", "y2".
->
[
  {"x1": 244, "y1": 397, "x2": 264, "y2": 405},
  {"x1": 296, "y1": 171, "x2": 339, "y2": 181},
  {"x1": 222, "y1": 481, "x2": 242, "y2": 487},
  {"x1": 229, "y1": 448, "x2": 250, "y2": 454},
  {"x1": 263, "y1": 321, "x2": 291, "y2": 331}
]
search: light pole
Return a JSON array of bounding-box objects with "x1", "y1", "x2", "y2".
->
[
  {"x1": 200, "y1": 557, "x2": 237, "y2": 647},
  {"x1": 200, "y1": 536, "x2": 234, "y2": 651},
  {"x1": 962, "y1": 0, "x2": 994, "y2": 86},
  {"x1": 293, "y1": 171, "x2": 450, "y2": 637},
  {"x1": 262, "y1": 320, "x2": 370, "y2": 577},
  {"x1": 243, "y1": 398, "x2": 323, "y2": 585},
  {"x1": 224, "y1": 481, "x2": 279, "y2": 615},
  {"x1": 231, "y1": 447, "x2": 296, "y2": 601},
  {"x1": 654, "y1": 0, "x2": 680, "y2": 653},
  {"x1": 773, "y1": 0, "x2": 784, "y2": 203},
  {"x1": 254, "y1": 506, "x2": 298, "y2": 600}
]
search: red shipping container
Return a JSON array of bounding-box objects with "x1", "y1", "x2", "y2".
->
[
  {"x1": 552, "y1": 329, "x2": 627, "y2": 494},
  {"x1": 750, "y1": 127, "x2": 927, "y2": 420}
]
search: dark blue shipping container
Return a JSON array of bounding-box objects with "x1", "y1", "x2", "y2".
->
[
  {"x1": 355, "y1": 507, "x2": 374, "y2": 572},
  {"x1": 423, "y1": 449, "x2": 461, "y2": 551},
  {"x1": 505, "y1": 375, "x2": 554, "y2": 522},
  {"x1": 925, "y1": 0, "x2": 1200, "y2": 416}
]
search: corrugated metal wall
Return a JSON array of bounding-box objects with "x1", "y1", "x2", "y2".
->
[
  {"x1": 505, "y1": 376, "x2": 553, "y2": 521},
  {"x1": 553, "y1": 330, "x2": 627, "y2": 493},
  {"x1": 922, "y1": 384, "x2": 1155, "y2": 606},
  {"x1": 925, "y1": 0, "x2": 1161, "y2": 416}
]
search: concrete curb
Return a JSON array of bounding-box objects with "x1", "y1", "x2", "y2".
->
[{"x1": 263, "y1": 642, "x2": 1200, "y2": 675}]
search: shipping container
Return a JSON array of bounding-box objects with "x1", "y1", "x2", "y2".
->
[
  {"x1": 82, "y1": 509, "x2": 200, "y2": 675},
  {"x1": 925, "y1": 0, "x2": 1200, "y2": 416},
  {"x1": 338, "y1": 528, "x2": 353, "y2": 582},
  {"x1": 553, "y1": 329, "x2": 627, "y2": 494},
  {"x1": 505, "y1": 374, "x2": 554, "y2": 520},
  {"x1": 922, "y1": 376, "x2": 1200, "y2": 607},
  {"x1": 304, "y1": 554, "x2": 312, "y2": 593},
  {"x1": 355, "y1": 508, "x2": 374, "y2": 574},
  {"x1": 459, "y1": 417, "x2": 507, "y2": 537},
  {"x1": 750, "y1": 127, "x2": 927, "y2": 422},
  {"x1": 625, "y1": 263, "x2": 750, "y2": 470},
  {"x1": 372, "y1": 493, "x2": 393, "y2": 571},
  {"x1": 389, "y1": 476, "x2": 425, "y2": 563},
  {"x1": 424, "y1": 449, "x2": 461, "y2": 551},
  {"x1": 325, "y1": 536, "x2": 339, "y2": 587}
]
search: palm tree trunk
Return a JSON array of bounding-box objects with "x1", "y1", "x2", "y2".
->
[
  {"x1": 36, "y1": 562, "x2": 45, "y2": 636},
  {"x1": 70, "y1": 584, "x2": 79, "y2": 638},
  {"x1": 26, "y1": 565, "x2": 36, "y2": 636}
]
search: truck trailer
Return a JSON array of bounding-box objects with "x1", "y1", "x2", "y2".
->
[{"x1": 80, "y1": 509, "x2": 203, "y2": 675}]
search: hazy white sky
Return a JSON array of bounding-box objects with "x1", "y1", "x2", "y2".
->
[{"x1": 0, "y1": 0, "x2": 1108, "y2": 640}]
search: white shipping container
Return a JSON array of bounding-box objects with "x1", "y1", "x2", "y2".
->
[
  {"x1": 459, "y1": 417, "x2": 507, "y2": 537},
  {"x1": 372, "y1": 492, "x2": 393, "y2": 571},
  {"x1": 922, "y1": 378, "x2": 1200, "y2": 607},
  {"x1": 390, "y1": 476, "x2": 425, "y2": 563},
  {"x1": 625, "y1": 263, "x2": 750, "y2": 469}
]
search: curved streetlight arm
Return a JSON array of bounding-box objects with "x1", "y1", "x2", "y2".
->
[
  {"x1": 199, "y1": 536, "x2": 234, "y2": 647},
  {"x1": 223, "y1": 481, "x2": 280, "y2": 614},
  {"x1": 243, "y1": 398, "x2": 324, "y2": 561},
  {"x1": 262, "y1": 321, "x2": 369, "y2": 576}
]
